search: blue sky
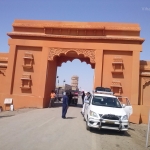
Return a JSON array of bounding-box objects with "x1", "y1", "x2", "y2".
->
[{"x1": 0, "y1": 0, "x2": 150, "y2": 92}]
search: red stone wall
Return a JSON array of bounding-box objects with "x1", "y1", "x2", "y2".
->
[
  {"x1": 12, "y1": 46, "x2": 42, "y2": 95},
  {"x1": 0, "y1": 20, "x2": 149, "y2": 124},
  {"x1": 102, "y1": 50, "x2": 132, "y2": 101}
]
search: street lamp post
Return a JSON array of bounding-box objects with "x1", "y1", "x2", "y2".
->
[
  {"x1": 56, "y1": 76, "x2": 59, "y2": 101},
  {"x1": 56, "y1": 76, "x2": 59, "y2": 87},
  {"x1": 63, "y1": 80, "x2": 66, "y2": 89}
]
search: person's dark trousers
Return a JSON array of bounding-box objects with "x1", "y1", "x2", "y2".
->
[
  {"x1": 62, "y1": 104, "x2": 68, "y2": 118},
  {"x1": 49, "y1": 98, "x2": 54, "y2": 108},
  {"x1": 68, "y1": 98, "x2": 71, "y2": 106},
  {"x1": 82, "y1": 97, "x2": 84, "y2": 105}
]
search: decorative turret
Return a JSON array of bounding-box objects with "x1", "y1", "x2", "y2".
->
[{"x1": 71, "y1": 75, "x2": 79, "y2": 90}]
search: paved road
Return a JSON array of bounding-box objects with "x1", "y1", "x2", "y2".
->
[{"x1": 0, "y1": 98, "x2": 147, "y2": 150}]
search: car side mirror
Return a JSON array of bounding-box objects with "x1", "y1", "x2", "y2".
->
[{"x1": 122, "y1": 104, "x2": 126, "y2": 108}]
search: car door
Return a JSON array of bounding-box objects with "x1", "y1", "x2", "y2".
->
[{"x1": 123, "y1": 97, "x2": 133, "y2": 118}]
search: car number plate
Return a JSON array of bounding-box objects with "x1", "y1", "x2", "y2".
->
[{"x1": 105, "y1": 121, "x2": 114, "y2": 124}]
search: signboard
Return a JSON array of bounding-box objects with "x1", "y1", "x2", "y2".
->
[{"x1": 4, "y1": 98, "x2": 13, "y2": 104}]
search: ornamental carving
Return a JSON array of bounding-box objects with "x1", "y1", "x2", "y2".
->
[
  {"x1": 20, "y1": 74, "x2": 32, "y2": 90},
  {"x1": 48, "y1": 48, "x2": 95, "y2": 64},
  {"x1": 113, "y1": 57, "x2": 123, "y2": 63},
  {"x1": 22, "y1": 51, "x2": 33, "y2": 69},
  {"x1": 140, "y1": 65, "x2": 150, "y2": 71},
  {"x1": 0, "y1": 69, "x2": 6, "y2": 76},
  {"x1": 0, "y1": 57, "x2": 8, "y2": 62},
  {"x1": 143, "y1": 77, "x2": 150, "y2": 86}
]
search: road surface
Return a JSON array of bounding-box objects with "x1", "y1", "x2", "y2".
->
[{"x1": 0, "y1": 97, "x2": 148, "y2": 150}]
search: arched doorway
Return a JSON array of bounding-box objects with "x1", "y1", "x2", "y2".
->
[{"x1": 43, "y1": 49, "x2": 95, "y2": 107}]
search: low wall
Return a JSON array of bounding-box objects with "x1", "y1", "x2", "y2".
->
[
  {"x1": 0, "y1": 93, "x2": 44, "y2": 111},
  {"x1": 129, "y1": 105, "x2": 150, "y2": 124}
]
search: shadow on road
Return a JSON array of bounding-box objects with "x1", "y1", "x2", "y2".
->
[
  {"x1": 66, "y1": 117, "x2": 76, "y2": 119},
  {"x1": 90, "y1": 128, "x2": 131, "y2": 137},
  {"x1": 53, "y1": 101, "x2": 83, "y2": 109},
  {"x1": 128, "y1": 127, "x2": 135, "y2": 131},
  {"x1": 68, "y1": 104, "x2": 82, "y2": 108},
  {"x1": 0, "y1": 115, "x2": 14, "y2": 119}
]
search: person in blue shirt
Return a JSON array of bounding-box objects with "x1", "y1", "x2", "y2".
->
[{"x1": 62, "y1": 91, "x2": 69, "y2": 119}]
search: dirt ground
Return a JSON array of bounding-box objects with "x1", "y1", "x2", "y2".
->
[{"x1": 128, "y1": 123, "x2": 149, "y2": 149}]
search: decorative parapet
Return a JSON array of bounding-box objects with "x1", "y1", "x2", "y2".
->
[
  {"x1": 48, "y1": 47, "x2": 95, "y2": 64},
  {"x1": 20, "y1": 74, "x2": 31, "y2": 90},
  {"x1": 22, "y1": 52, "x2": 33, "y2": 69},
  {"x1": 12, "y1": 21, "x2": 141, "y2": 31}
]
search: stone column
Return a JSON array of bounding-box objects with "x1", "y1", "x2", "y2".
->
[
  {"x1": 94, "y1": 49, "x2": 103, "y2": 88},
  {"x1": 38, "y1": 47, "x2": 57, "y2": 107},
  {"x1": 37, "y1": 47, "x2": 49, "y2": 99},
  {"x1": 4, "y1": 44, "x2": 17, "y2": 94},
  {"x1": 131, "y1": 51, "x2": 140, "y2": 105}
]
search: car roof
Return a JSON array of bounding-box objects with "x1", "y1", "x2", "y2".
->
[{"x1": 92, "y1": 93, "x2": 117, "y2": 98}]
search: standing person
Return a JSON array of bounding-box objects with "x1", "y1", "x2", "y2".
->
[
  {"x1": 82, "y1": 91, "x2": 85, "y2": 105},
  {"x1": 62, "y1": 91, "x2": 69, "y2": 119},
  {"x1": 68, "y1": 91, "x2": 72, "y2": 106},
  {"x1": 81, "y1": 92, "x2": 91, "y2": 115},
  {"x1": 81, "y1": 91, "x2": 88, "y2": 114},
  {"x1": 49, "y1": 90, "x2": 56, "y2": 108}
]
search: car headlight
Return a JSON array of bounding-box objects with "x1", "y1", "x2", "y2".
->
[
  {"x1": 90, "y1": 110, "x2": 98, "y2": 118},
  {"x1": 122, "y1": 115, "x2": 128, "y2": 120}
]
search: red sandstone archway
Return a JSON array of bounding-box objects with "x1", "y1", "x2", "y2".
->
[
  {"x1": 48, "y1": 48, "x2": 95, "y2": 67},
  {"x1": 43, "y1": 49, "x2": 95, "y2": 107},
  {"x1": 0, "y1": 20, "x2": 145, "y2": 125}
]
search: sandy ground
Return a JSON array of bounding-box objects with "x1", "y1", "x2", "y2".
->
[{"x1": 0, "y1": 99, "x2": 150, "y2": 150}]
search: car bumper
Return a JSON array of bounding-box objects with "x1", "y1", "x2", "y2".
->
[{"x1": 88, "y1": 117, "x2": 129, "y2": 131}]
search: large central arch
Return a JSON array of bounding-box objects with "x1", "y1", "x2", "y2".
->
[
  {"x1": 48, "y1": 47, "x2": 95, "y2": 68},
  {"x1": 0, "y1": 20, "x2": 144, "y2": 113}
]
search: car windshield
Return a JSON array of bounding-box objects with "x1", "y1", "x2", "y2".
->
[{"x1": 92, "y1": 96, "x2": 122, "y2": 108}]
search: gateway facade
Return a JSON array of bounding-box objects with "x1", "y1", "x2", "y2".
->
[{"x1": 0, "y1": 20, "x2": 149, "y2": 124}]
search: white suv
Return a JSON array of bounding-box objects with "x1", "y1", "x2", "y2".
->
[{"x1": 83, "y1": 92, "x2": 132, "y2": 131}]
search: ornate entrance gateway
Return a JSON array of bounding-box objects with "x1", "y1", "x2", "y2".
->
[{"x1": 0, "y1": 20, "x2": 148, "y2": 123}]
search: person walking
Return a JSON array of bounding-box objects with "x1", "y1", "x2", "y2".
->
[
  {"x1": 62, "y1": 91, "x2": 69, "y2": 119},
  {"x1": 49, "y1": 90, "x2": 56, "y2": 108},
  {"x1": 81, "y1": 91, "x2": 85, "y2": 105}
]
